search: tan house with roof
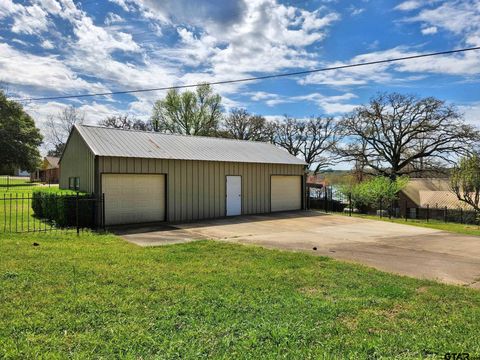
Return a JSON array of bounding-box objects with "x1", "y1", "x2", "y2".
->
[
  {"x1": 30, "y1": 156, "x2": 60, "y2": 183},
  {"x1": 398, "y1": 178, "x2": 474, "y2": 218}
]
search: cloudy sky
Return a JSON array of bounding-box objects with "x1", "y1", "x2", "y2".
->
[{"x1": 1, "y1": 0, "x2": 480, "y2": 148}]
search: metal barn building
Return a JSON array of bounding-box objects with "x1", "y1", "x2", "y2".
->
[{"x1": 60, "y1": 125, "x2": 306, "y2": 225}]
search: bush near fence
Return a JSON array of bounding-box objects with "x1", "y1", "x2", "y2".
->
[
  {"x1": 32, "y1": 192, "x2": 97, "y2": 228},
  {"x1": 308, "y1": 185, "x2": 479, "y2": 225}
]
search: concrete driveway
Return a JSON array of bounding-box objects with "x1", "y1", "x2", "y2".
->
[{"x1": 116, "y1": 211, "x2": 480, "y2": 288}]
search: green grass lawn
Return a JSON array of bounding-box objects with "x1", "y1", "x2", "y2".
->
[
  {"x1": 1, "y1": 232, "x2": 479, "y2": 359},
  {"x1": 0, "y1": 177, "x2": 42, "y2": 192},
  {"x1": 0, "y1": 184, "x2": 63, "y2": 194},
  {"x1": 336, "y1": 212, "x2": 480, "y2": 237}
]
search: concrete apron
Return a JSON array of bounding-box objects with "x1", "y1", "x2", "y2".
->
[{"x1": 115, "y1": 211, "x2": 480, "y2": 289}]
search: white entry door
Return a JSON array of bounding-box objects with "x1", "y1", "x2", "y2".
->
[{"x1": 226, "y1": 176, "x2": 242, "y2": 216}]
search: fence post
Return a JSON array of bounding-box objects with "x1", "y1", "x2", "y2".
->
[
  {"x1": 426, "y1": 204, "x2": 429, "y2": 223},
  {"x1": 329, "y1": 187, "x2": 332, "y2": 213},
  {"x1": 324, "y1": 186, "x2": 327, "y2": 213},
  {"x1": 444, "y1": 206, "x2": 447, "y2": 223},
  {"x1": 102, "y1": 193, "x2": 106, "y2": 232},
  {"x1": 3, "y1": 193, "x2": 6, "y2": 232},
  {"x1": 349, "y1": 192, "x2": 352, "y2": 217},
  {"x1": 309, "y1": 189, "x2": 312, "y2": 210},
  {"x1": 76, "y1": 192, "x2": 79, "y2": 235},
  {"x1": 6, "y1": 175, "x2": 9, "y2": 191},
  {"x1": 404, "y1": 200, "x2": 408, "y2": 221},
  {"x1": 460, "y1": 208, "x2": 464, "y2": 224}
]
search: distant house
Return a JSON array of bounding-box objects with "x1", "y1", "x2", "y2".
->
[
  {"x1": 31, "y1": 157, "x2": 60, "y2": 183},
  {"x1": 306, "y1": 174, "x2": 327, "y2": 189},
  {"x1": 398, "y1": 178, "x2": 473, "y2": 217}
]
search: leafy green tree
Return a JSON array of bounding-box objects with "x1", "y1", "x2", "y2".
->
[
  {"x1": 341, "y1": 176, "x2": 408, "y2": 210},
  {"x1": 151, "y1": 83, "x2": 222, "y2": 136},
  {"x1": 0, "y1": 91, "x2": 42, "y2": 172},
  {"x1": 451, "y1": 153, "x2": 480, "y2": 214}
]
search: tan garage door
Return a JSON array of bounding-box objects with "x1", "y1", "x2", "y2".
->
[
  {"x1": 102, "y1": 174, "x2": 165, "y2": 225},
  {"x1": 271, "y1": 175, "x2": 302, "y2": 212}
]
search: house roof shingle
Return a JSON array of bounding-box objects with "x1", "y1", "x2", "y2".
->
[
  {"x1": 419, "y1": 191, "x2": 472, "y2": 210},
  {"x1": 402, "y1": 178, "x2": 451, "y2": 205},
  {"x1": 45, "y1": 156, "x2": 59, "y2": 169},
  {"x1": 402, "y1": 178, "x2": 474, "y2": 210},
  {"x1": 74, "y1": 125, "x2": 306, "y2": 165}
]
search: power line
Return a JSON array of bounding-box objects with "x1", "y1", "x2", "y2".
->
[{"x1": 15, "y1": 46, "x2": 480, "y2": 102}]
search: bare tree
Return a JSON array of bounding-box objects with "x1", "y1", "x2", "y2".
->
[
  {"x1": 273, "y1": 116, "x2": 342, "y2": 174},
  {"x1": 339, "y1": 93, "x2": 479, "y2": 179},
  {"x1": 99, "y1": 115, "x2": 133, "y2": 129},
  {"x1": 221, "y1": 108, "x2": 273, "y2": 141},
  {"x1": 98, "y1": 115, "x2": 151, "y2": 131},
  {"x1": 45, "y1": 106, "x2": 84, "y2": 157},
  {"x1": 451, "y1": 152, "x2": 480, "y2": 214}
]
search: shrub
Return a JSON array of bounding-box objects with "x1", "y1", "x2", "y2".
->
[
  {"x1": 31, "y1": 192, "x2": 97, "y2": 228},
  {"x1": 340, "y1": 176, "x2": 409, "y2": 211}
]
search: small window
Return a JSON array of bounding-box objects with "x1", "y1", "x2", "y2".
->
[
  {"x1": 409, "y1": 207, "x2": 417, "y2": 219},
  {"x1": 69, "y1": 177, "x2": 80, "y2": 191}
]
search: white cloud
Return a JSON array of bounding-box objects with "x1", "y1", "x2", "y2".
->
[
  {"x1": 11, "y1": 3, "x2": 50, "y2": 35},
  {"x1": 0, "y1": 0, "x2": 19, "y2": 18},
  {"x1": 459, "y1": 102, "x2": 480, "y2": 126},
  {"x1": 402, "y1": 1, "x2": 480, "y2": 46},
  {"x1": 0, "y1": 43, "x2": 108, "y2": 96},
  {"x1": 248, "y1": 91, "x2": 358, "y2": 114},
  {"x1": 1, "y1": 0, "x2": 343, "y2": 116},
  {"x1": 71, "y1": 15, "x2": 140, "y2": 57},
  {"x1": 108, "y1": 0, "x2": 132, "y2": 12},
  {"x1": 40, "y1": 0, "x2": 62, "y2": 14},
  {"x1": 104, "y1": 12, "x2": 124, "y2": 25},
  {"x1": 11, "y1": 38, "x2": 29, "y2": 46},
  {"x1": 301, "y1": 1, "x2": 480, "y2": 88},
  {"x1": 302, "y1": 44, "x2": 480, "y2": 87},
  {"x1": 349, "y1": 6, "x2": 365, "y2": 16},
  {"x1": 41, "y1": 39, "x2": 55, "y2": 49},
  {"x1": 133, "y1": 0, "x2": 340, "y2": 78},
  {"x1": 421, "y1": 26, "x2": 437, "y2": 35},
  {"x1": 395, "y1": 1, "x2": 422, "y2": 11}
]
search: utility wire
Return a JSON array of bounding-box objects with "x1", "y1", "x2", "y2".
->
[{"x1": 15, "y1": 46, "x2": 480, "y2": 102}]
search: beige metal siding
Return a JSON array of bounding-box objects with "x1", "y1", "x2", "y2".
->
[
  {"x1": 59, "y1": 129, "x2": 96, "y2": 193},
  {"x1": 97, "y1": 157, "x2": 304, "y2": 222},
  {"x1": 271, "y1": 175, "x2": 302, "y2": 212},
  {"x1": 102, "y1": 174, "x2": 166, "y2": 225}
]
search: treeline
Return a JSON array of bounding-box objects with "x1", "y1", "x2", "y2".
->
[{"x1": 40, "y1": 85, "x2": 480, "y2": 181}]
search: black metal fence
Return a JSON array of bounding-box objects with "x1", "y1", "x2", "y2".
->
[
  {"x1": 307, "y1": 185, "x2": 479, "y2": 225},
  {"x1": 0, "y1": 175, "x2": 42, "y2": 191},
  {"x1": 0, "y1": 192, "x2": 105, "y2": 234}
]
